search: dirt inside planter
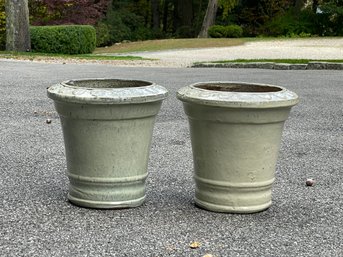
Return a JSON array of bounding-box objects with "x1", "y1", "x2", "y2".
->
[
  {"x1": 65, "y1": 79, "x2": 152, "y2": 89},
  {"x1": 196, "y1": 83, "x2": 282, "y2": 93}
]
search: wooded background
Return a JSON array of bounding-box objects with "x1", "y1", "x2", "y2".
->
[{"x1": 1, "y1": 0, "x2": 342, "y2": 50}]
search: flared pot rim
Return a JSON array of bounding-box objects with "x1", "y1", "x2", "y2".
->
[
  {"x1": 177, "y1": 81, "x2": 299, "y2": 108},
  {"x1": 47, "y1": 78, "x2": 168, "y2": 104}
]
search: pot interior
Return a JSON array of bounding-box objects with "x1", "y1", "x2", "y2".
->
[
  {"x1": 195, "y1": 83, "x2": 282, "y2": 93},
  {"x1": 65, "y1": 79, "x2": 152, "y2": 89}
]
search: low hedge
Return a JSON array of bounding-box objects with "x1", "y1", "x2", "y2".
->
[
  {"x1": 30, "y1": 25, "x2": 96, "y2": 54},
  {"x1": 208, "y1": 25, "x2": 227, "y2": 38},
  {"x1": 208, "y1": 25, "x2": 243, "y2": 38}
]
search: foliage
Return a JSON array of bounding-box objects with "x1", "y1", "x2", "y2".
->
[
  {"x1": 0, "y1": 0, "x2": 5, "y2": 50},
  {"x1": 95, "y1": 10, "x2": 129, "y2": 46},
  {"x1": 25, "y1": 0, "x2": 343, "y2": 46},
  {"x1": 261, "y1": 8, "x2": 317, "y2": 36},
  {"x1": 234, "y1": 0, "x2": 293, "y2": 36},
  {"x1": 97, "y1": 10, "x2": 130, "y2": 45},
  {"x1": 208, "y1": 25, "x2": 227, "y2": 38},
  {"x1": 175, "y1": 26, "x2": 196, "y2": 38},
  {"x1": 95, "y1": 22, "x2": 111, "y2": 47},
  {"x1": 208, "y1": 24, "x2": 243, "y2": 38},
  {"x1": 94, "y1": 7, "x2": 158, "y2": 46},
  {"x1": 225, "y1": 24, "x2": 243, "y2": 37},
  {"x1": 318, "y1": 0, "x2": 343, "y2": 36},
  {"x1": 30, "y1": 25, "x2": 96, "y2": 54},
  {"x1": 29, "y1": 0, "x2": 109, "y2": 25},
  {"x1": 218, "y1": 0, "x2": 239, "y2": 18}
]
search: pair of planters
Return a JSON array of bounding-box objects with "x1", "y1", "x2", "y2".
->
[{"x1": 47, "y1": 79, "x2": 298, "y2": 213}]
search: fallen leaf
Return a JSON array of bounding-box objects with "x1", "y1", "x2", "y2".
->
[{"x1": 189, "y1": 241, "x2": 201, "y2": 249}]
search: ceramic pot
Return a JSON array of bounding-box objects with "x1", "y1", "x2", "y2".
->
[
  {"x1": 48, "y1": 79, "x2": 168, "y2": 209},
  {"x1": 177, "y1": 82, "x2": 298, "y2": 213}
]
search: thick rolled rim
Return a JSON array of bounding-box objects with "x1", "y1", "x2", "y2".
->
[
  {"x1": 47, "y1": 78, "x2": 168, "y2": 104},
  {"x1": 177, "y1": 81, "x2": 299, "y2": 108}
]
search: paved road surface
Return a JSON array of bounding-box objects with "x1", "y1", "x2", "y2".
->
[{"x1": 0, "y1": 60, "x2": 342, "y2": 256}]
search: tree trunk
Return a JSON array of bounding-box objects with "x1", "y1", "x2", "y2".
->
[
  {"x1": 151, "y1": 0, "x2": 160, "y2": 30},
  {"x1": 5, "y1": 0, "x2": 31, "y2": 52},
  {"x1": 177, "y1": 0, "x2": 193, "y2": 27},
  {"x1": 198, "y1": 0, "x2": 218, "y2": 38},
  {"x1": 163, "y1": 0, "x2": 169, "y2": 32}
]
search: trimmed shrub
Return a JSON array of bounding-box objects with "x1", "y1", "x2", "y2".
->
[
  {"x1": 225, "y1": 25, "x2": 243, "y2": 38},
  {"x1": 208, "y1": 25, "x2": 226, "y2": 38},
  {"x1": 208, "y1": 25, "x2": 227, "y2": 38},
  {"x1": 30, "y1": 25, "x2": 96, "y2": 54},
  {"x1": 208, "y1": 24, "x2": 243, "y2": 38}
]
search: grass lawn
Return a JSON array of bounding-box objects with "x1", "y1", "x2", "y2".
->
[
  {"x1": 94, "y1": 38, "x2": 244, "y2": 54},
  {"x1": 0, "y1": 38, "x2": 244, "y2": 61},
  {"x1": 0, "y1": 51, "x2": 146, "y2": 61},
  {"x1": 1, "y1": 38, "x2": 341, "y2": 64}
]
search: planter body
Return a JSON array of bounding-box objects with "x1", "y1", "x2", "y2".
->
[
  {"x1": 48, "y1": 79, "x2": 168, "y2": 209},
  {"x1": 177, "y1": 82, "x2": 298, "y2": 213}
]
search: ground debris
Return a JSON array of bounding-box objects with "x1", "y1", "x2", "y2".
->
[{"x1": 189, "y1": 241, "x2": 201, "y2": 249}]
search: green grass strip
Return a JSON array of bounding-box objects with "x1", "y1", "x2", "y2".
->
[{"x1": 0, "y1": 51, "x2": 146, "y2": 61}]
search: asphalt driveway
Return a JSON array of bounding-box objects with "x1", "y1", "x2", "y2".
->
[{"x1": 0, "y1": 60, "x2": 342, "y2": 256}]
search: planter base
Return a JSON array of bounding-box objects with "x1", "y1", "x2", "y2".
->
[
  {"x1": 67, "y1": 172, "x2": 148, "y2": 209},
  {"x1": 195, "y1": 198, "x2": 271, "y2": 214},
  {"x1": 194, "y1": 175, "x2": 274, "y2": 213},
  {"x1": 68, "y1": 194, "x2": 145, "y2": 209}
]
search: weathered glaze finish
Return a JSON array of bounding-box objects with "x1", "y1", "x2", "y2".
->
[
  {"x1": 48, "y1": 79, "x2": 168, "y2": 209},
  {"x1": 177, "y1": 82, "x2": 299, "y2": 213}
]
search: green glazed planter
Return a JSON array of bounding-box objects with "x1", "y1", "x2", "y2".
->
[
  {"x1": 47, "y1": 79, "x2": 168, "y2": 209},
  {"x1": 177, "y1": 82, "x2": 299, "y2": 213}
]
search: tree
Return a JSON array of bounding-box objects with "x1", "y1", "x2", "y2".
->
[
  {"x1": 198, "y1": 0, "x2": 219, "y2": 37},
  {"x1": 319, "y1": 0, "x2": 343, "y2": 35},
  {"x1": 198, "y1": 0, "x2": 239, "y2": 38},
  {"x1": 151, "y1": 0, "x2": 160, "y2": 30},
  {"x1": 175, "y1": 0, "x2": 193, "y2": 28},
  {"x1": 29, "y1": 0, "x2": 110, "y2": 26},
  {"x1": 6, "y1": 0, "x2": 31, "y2": 51},
  {"x1": 294, "y1": 0, "x2": 305, "y2": 12},
  {"x1": 0, "y1": 0, "x2": 6, "y2": 50}
]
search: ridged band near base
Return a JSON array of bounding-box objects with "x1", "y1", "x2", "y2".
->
[
  {"x1": 68, "y1": 194, "x2": 146, "y2": 209},
  {"x1": 195, "y1": 198, "x2": 272, "y2": 214}
]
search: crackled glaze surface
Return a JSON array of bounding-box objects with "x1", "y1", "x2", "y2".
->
[
  {"x1": 48, "y1": 78, "x2": 168, "y2": 104},
  {"x1": 177, "y1": 81, "x2": 299, "y2": 213},
  {"x1": 177, "y1": 81, "x2": 299, "y2": 108},
  {"x1": 47, "y1": 78, "x2": 168, "y2": 209}
]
